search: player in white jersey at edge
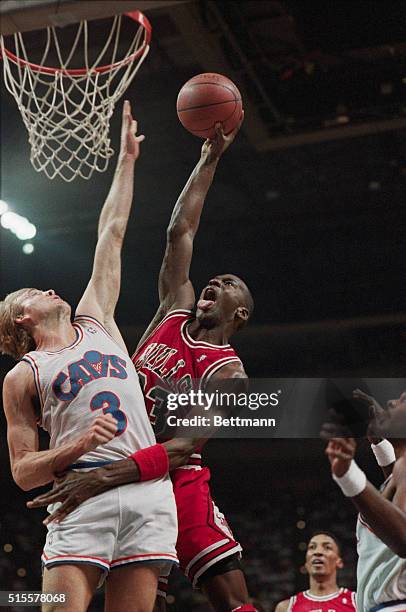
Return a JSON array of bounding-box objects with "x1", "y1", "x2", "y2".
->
[
  {"x1": 0, "y1": 102, "x2": 179, "y2": 612},
  {"x1": 324, "y1": 389, "x2": 406, "y2": 612}
]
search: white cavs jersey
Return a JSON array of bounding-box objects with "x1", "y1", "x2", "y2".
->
[
  {"x1": 356, "y1": 476, "x2": 406, "y2": 612},
  {"x1": 21, "y1": 315, "x2": 156, "y2": 462},
  {"x1": 22, "y1": 315, "x2": 178, "y2": 575}
]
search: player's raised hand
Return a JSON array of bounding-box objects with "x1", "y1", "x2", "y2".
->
[
  {"x1": 120, "y1": 100, "x2": 145, "y2": 161},
  {"x1": 81, "y1": 413, "x2": 118, "y2": 452},
  {"x1": 325, "y1": 437, "x2": 356, "y2": 477},
  {"x1": 352, "y1": 388, "x2": 385, "y2": 444},
  {"x1": 201, "y1": 110, "x2": 244, "y2": 163}
]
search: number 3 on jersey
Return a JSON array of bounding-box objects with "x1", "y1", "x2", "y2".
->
[{"x1": 90, "y1": 391, "x2": 127, "y2": 436}]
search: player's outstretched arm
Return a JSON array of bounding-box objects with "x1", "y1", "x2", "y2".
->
[
  {"x1": 141, "y1": 116, "x2": 244, "y2": 329},
  {"x1": 76, "y1": 100, "x2": 144, "y2": 351},
  {"x1": 326, "y1": 437, "x2": 406, "y2": 557},
  {"x1": 27, "y1": 436, "x2": 207, "y2": 523},
  {"x1": 3, "y1": 363, "x2": 118, "y2": 491}
]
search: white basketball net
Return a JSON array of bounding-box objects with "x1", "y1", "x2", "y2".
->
[{"x1": 1, "y1": 13, "x2": 150, "y2": 182}]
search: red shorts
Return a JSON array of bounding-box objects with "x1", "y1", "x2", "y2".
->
[{"x1": 158, "y1": 465, "x2": 242, "y2": 593}]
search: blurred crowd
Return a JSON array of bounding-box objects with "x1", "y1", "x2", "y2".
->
[{"x1": 1, "y1": 479, "x2": 358, "y2": 612}]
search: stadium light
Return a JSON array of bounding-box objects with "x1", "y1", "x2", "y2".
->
[
  {"x1": 22, "y1": 243, "x2": 34, "y2": 255},
  {"x1": 0, "y1": 199, "x2": 8, "y2": 215},
  {"x1": 1, "y1": 210, "x2": 37, "y2": 241}
]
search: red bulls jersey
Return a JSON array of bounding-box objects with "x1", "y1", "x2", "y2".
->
[
  {"x1": 288, "y1": 589, "x2": 356, "y2": 612},
  {"x1": 132, "y1": 309, "x2": 242, "y2": 456}
]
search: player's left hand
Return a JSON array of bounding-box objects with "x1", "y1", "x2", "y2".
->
[
  {"x1": 201, "y1": 110, "x2": 244, "y2": 163},
  {"x1": 325, "y1": 437, "x2": 356, "y2": 477},
  {"x1": 27, "y1": 470, "x2": 107, "y2": 525},
  {"x1": 120, "y1": 100, "x2": 145, "y2": 161}
]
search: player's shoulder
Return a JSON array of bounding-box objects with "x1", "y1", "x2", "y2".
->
[
  {"x1": 152, "y1": 308, "x2": 193, "y2": 334},
  {"x1": 4, "y1": 359, "x2": 31, "y2": 384},
  {"x1": 275, "y1": 598, "x2": 291, "y2": 612},
  {"x1": 211, "y1": 360, "x2": 247, "y2": 380},
  {"x1": 3, "y1": 360, "x2": 34, "y2": 397}
]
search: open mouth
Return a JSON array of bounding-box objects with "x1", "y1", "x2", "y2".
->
[
  {"x1": 197, "y1": 286, "x2": 218, "y2": 312},
  {"x1": 204, "y1": 287, "x2": 217, "y2": 301},
  {"x1": 311, "y1": 559, "x2": 325, "y2": 567}
]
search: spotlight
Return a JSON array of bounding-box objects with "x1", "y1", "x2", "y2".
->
[{"x1": 22, "y1": 243, "x2": 34, "y2": 255}]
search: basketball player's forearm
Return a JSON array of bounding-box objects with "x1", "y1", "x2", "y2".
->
[
  {"x1": 87, "y1": 437, "x2": 205, "y2": 487},
  {"x1": 352, "y1": 484, "x2": 406, "y2": 556},
  {"x1": 13, "y1": 437, "x2": 94, "y2": 491},
  {"x1": 169, "y1": 157, "x2": 219, "y2": 237},
  {"x1": 97, "y1": 157, "x2": 135, "y2": 240}
]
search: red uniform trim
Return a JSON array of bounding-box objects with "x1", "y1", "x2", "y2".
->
[{"x1": 21, "y1": 354, "x2": 44, "y2": 410}]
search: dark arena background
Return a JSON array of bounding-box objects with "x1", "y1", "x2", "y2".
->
[{"x1": 1, "y1": 1, "x2": 406, "y2": 610}]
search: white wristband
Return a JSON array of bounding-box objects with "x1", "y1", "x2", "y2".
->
[
  {"x1": 371, "y1": 439, "x2": 396, "y2": 467},
  {"x1": 332, "y1": 460, "x2": 367, "y2": 497}
]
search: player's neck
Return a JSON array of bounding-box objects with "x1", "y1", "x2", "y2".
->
[
  {"x1": 33, "y1": 316, "x2": 76, "y2": 352},
  {"x1": 188, "y1": 320, "x2": 230, "y2": 345},
  {"x1": 308, "y1": 576, "x2": 339, "y2": 597}
]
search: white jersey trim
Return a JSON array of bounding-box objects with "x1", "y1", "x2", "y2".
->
[
  {"x1": 191, "y1": 543, "x2": 242, "y2": 586},
  {"x1": 303, "y1": 588, "x2": 344, "y2": 601},
  {"x1": 181, "y1": 320, "x2": 233, "y2": 349},
  {"x1": 200, "y1": 356, "x2": 242, "y2": 389},
  {"x1": 185, "y1": 538, "x2": 229, "y2": 575},
  {"x1": 287, "y1": 595, "x2": 296, "y2": 612},
  {"x1": 132, "y1": 309, "x2": 193, "y2": 360}
]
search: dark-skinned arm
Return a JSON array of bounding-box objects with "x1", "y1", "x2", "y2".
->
[
  {"x1": 27, "y1": 436, "x2": 207, "y2": 524},
  {"x1": 326, "y1": 438, "x2": 406, "y2": 557},
  {"x1": 135, "y1": 116, "x2": 244, "y2": 350},
  {"x1": 28, "y1": 362, "x2": 247, "y2": 523}
]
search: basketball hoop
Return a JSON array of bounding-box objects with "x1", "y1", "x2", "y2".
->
[{"x1": 0, "y1": 11, "x2": 152, "y2": 182}]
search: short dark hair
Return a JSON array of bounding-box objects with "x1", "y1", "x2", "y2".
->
[{"x1": 308, "y1": 531, "x2": 342, "y2": 555}]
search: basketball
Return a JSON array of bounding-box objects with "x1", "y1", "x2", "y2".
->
[{"x1": 176, "y1": 73, "x2": 243, "y2": 140}]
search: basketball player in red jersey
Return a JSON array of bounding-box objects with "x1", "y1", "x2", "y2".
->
[
  {"x1": 29, "y1": 115, "x2": 258, "y2": 612},
  {"x1": 275, "y1": 532, "x2": 356, "y2": 612}
]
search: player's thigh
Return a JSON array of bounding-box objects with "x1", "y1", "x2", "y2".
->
[
  {"x1": 105, "y1": 564, "x2": 161, "y2": 612},
  {"x1": 201, "y1": 566, "x2": 249, "y2": 612},
  {"x1": 42, "y1": 563, "x2": 102, "y2": 612}
]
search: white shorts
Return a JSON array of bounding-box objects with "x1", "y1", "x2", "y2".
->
[{"x1": 42, "y1": 477, "x2": 178, "y2": 581}]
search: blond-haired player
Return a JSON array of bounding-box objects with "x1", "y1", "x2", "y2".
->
[{"x1": 0, "y1": 102, "x2": 178, "y2": 612}]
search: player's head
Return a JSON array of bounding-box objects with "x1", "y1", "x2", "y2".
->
[
  {"x1": 305, "y1": 532, "x2": 343, "y2": 580},
  {"x1": 196, "y1": 274, "x2": 254, "y2": 333},
  {"x1": 0, "y1": 288, "x2": 70, "y2": 360},
  {"x1": 377, "y1": 391, "x2": 406, "y2": 441}
]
